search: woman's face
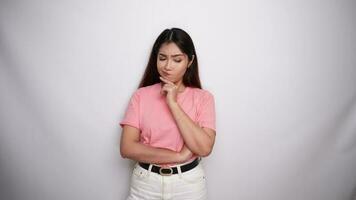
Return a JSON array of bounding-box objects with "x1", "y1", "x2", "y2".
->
[{"x1": 157, "y1": 42, "x2": 193, "y2": 85}]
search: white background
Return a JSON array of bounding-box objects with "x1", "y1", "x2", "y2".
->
[{"x1": 1, "y1": 0, "x2": 356, "y2": 200}]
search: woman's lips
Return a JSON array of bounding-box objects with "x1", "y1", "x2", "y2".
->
[{"x1": 162, "y1": 72, "x2": 172, "y2": 76}]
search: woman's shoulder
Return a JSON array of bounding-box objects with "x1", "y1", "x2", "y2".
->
[
  {"x1": 190, "y1": 86, "x2": 214, "y2": 98},
  {"x1": 132, "y1": 83, "x2": 161, "y2": 97}
]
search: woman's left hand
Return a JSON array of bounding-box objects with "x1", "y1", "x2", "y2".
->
[{"x1": 159, "y1": 76, "x2": 179, "y2": 106}]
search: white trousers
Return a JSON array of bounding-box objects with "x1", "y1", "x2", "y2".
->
[{"x1": 126, "y1": 161, "x2": 208, "y2": 200}]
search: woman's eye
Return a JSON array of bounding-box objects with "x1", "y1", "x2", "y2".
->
[{"x1": 158, "y1": 58, "x2": 181, "y2": 62}]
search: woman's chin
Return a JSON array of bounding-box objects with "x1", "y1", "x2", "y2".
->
[{"x1": 163, "y1": 76, "x2": 174, "y2": 82}]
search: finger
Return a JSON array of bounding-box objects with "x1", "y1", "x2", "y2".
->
[
  {"x1": 163, "y1": 84, "x2": 177, "y2": 92},
  {"x1": 159, "y1": 76, "x2": 171, "y2": 85},
  {"x1": 160, "y1": 85, "x2": 169, "y2": 95},
  {"x1": 162, "y1": 85, "x2": 173, "y2": 94},
  {"x1": 160, "y1": 89, "x2": 167, "y2": 95},
  {"x1": 159, "y1": 76, "x2": 175, "y2": 85}
]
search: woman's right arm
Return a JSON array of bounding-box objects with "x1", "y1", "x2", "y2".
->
[{"x1": 120, "y1": 125, "x2": 192, "y2": 164}]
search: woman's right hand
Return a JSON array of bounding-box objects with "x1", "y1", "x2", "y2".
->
[{"x1": 178, "y1": 145, "x2": 193, "y2": 163}]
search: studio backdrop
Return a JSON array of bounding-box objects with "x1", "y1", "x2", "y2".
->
[{"x1": 1, "y1": 0, "x2": 356, "y2": 200}]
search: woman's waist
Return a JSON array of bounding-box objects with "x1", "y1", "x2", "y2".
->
[{"x1": 158, "y1": 155, "x2": 198, "y2": 167}]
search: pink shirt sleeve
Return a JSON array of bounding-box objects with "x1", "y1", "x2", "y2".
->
[
  {"x1": 119, "y1": 90, "x2": 140, "y2": 130},
  {"x1": 196, "y1": 91, "x2": 216, "y2": 131}
]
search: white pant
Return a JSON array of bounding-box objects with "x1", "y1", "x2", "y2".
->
[{"x1": 126, "y1": 161, "x2": 208, "y2": 200}]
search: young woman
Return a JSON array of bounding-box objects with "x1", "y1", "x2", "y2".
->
[{"x1": 119, "y1": 27, "x2": 216, "y2": 200}]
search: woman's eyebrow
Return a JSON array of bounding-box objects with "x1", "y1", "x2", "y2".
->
[{"x1": 158, "y1": 53, "x2": 184, "y2": 57}]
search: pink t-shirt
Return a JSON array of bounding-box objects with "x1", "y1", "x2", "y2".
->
[{"x1": 119, "y1": 82, "x2": 216, "y2": 165}]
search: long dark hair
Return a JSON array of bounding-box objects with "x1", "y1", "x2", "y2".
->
[{"x1": 138, "y1": 28, "x2": 202, "y2": 89}]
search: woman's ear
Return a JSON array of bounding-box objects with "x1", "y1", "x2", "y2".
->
[{"x1": 188, "y1": 55, "x2": 195, "y2": 68}]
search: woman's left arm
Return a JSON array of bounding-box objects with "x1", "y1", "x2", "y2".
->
[{"x1": 168, "y1": 102, "x2": 216, "y2": 157}]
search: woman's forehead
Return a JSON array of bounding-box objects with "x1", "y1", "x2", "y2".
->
[
  {"x1": 158, "y1": 42, "x2": 184, "y2": 56},
  {"x1": 158, "y1": 53, "x2": 185, "y2": 57}
]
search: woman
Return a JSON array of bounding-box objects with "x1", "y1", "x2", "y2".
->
[{"x1": 119, "y1": 27, "x2": 216, "y2": 200}]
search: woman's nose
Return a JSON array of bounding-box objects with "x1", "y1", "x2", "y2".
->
[{"x1": 164, "y1": 59, "x2": 173, "y2": 70}]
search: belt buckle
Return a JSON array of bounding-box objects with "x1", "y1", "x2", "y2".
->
[{"x1": 159, "y1": 167, "x2": 173, "y2": 176}]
